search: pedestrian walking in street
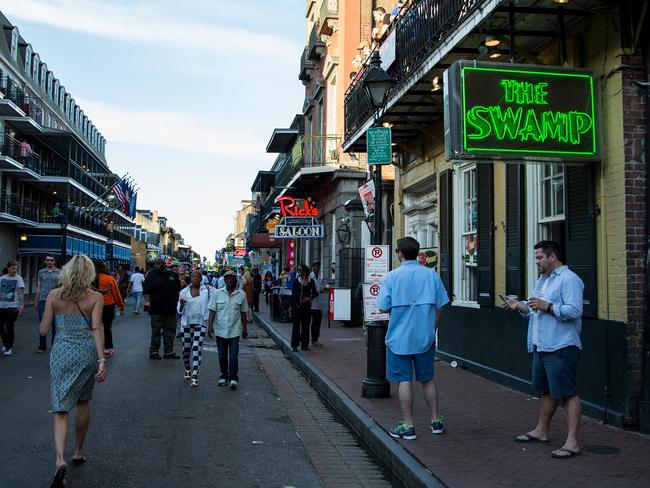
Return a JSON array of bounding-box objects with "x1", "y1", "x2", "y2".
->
[
  {"x1": 290, "y1": 265, "x2": 317, "y2": 352},
  {"x1": 35, "y1": 255, "x2": 62, "y2": 352},
  {"x1": 95, "y1": 261, "x2": 125, "y2": 358},
  {"x1": 0, "y1": 260, "x2": 25, "y2": 356},
  {"x1": 377, "y1": 237, "x2": 449, "y2": 440},
  {"x1": 39, "y1": 255, "x2": 107, "y2": 488},
  {"x1": 309, "y1": 261, "x2": 323, "y2": 347},
  {"x1": 207, "y1": 270, "x2": 248, "y2": 390},
  {"x1": 178, "y1": 270, "x2": 211, "y2": 387},
  {"x1": 252, "y1": 267, "x2": 262, "y2": 312},
  {"x1": 127, "y1": 267, "x2": 145, "y2": 314},
  {"x1": 242, "y1": 269, "x2": 254, "y2": 323},
  {"x1": 144, "y1": 258, "x2": 182, "y2": 360},
  {"x1": 503, "y1": 240, "x2": 584, "y2": 459}
]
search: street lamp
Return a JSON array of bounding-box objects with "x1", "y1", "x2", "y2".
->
[{"x1": 362, "y1": 52, "x2": 392, "y2": 399}]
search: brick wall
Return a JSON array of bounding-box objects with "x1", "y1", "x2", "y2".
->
[
  {"x1": 622, "y1": 52, "x2": 648, "y2": 426},
  {"x1": 360, "y1": 0, "x2": 372, "y2": 47}
]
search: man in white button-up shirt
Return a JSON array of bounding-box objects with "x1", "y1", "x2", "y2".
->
[{"x1": 207, "y1": 271, "x2": 248, "y2": 390}]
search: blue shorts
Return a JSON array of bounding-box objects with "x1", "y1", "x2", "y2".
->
[
  {"x1": 532, "y1": 346, "x2": 580, "y2": 399},
  {"x1": 386, "y1": 344, "x2": 436, "y2": 383}
]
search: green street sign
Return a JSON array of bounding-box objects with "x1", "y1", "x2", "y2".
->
[{"x1": 366, "y1": 127, "x2": 392, "y2": 165}]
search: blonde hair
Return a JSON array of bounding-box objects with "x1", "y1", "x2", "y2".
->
[
  {"x1": 243, "y1": 270, "x2": 252, "y2": 283},
  {"x1": 59, "y1": 254, "x2": 96, "y2": 302}
]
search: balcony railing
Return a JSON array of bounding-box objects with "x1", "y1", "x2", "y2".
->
[
  {"x1": 344, "y1": 0, "x2": 489, "y2": 140},
  {"x1": 0, "y1": 76, "x2": 43, "y2": 122},
  {"x1": 0, "y1": 134, "x2": 42, "y2": 173},
  {"x1": 42, "y1": 210, "x2": 109, "y2": 236},
  {"x1": 319, "y1": 0, "x2": 339, "y2": 36},
  {"x1": 110, "y1": 229, "x2": 132, "y2": 245},
  {"x1": 0, "y1": 192, "x2": 38, "y2": 221},
  {"x1": 40, "y1": 161, "x2": 109, "y2": 197},
  {"x1": 301, "y1": 135, "x2": 342, "y2": 167}
]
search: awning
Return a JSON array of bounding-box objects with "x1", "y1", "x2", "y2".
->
[
  {"x1": 251, "y1": 232, "x2": 282, "y2": 249},
  {"x1": 266, "y1": 128, "x2": 299, "y2": 153}
]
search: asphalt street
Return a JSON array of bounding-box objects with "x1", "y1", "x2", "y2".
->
[{"x1": 0, "y1": 303, "x2": 394, "y2": 488}]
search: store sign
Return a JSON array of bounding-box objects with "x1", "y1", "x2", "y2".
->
[
  {"x1": 444, "y1": 61, "x2": 601, "y2": 161},
  {"x1": 277, "y1": 196, "x2": 319, "y2": 217},
  {"x1": 274, "y1": 196, "x2": 323, "y2": 239}
]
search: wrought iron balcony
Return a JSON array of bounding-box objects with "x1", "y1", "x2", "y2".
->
[
  {"x1": 0, "y1": 192, "x2": 38, "y2": 222},
  {"x1": 344, "y1": 0, "x2": 489, "y2": 141},
  {"x1": 299, "y1": 47, "x2": 316, "y2": 82},
  {"x1": 40, "y1": 161, "x2": 109, "y2": 198},
  {"x1": 0, "y1": 134, "x2": 42, "y2": 173},
  {"x1": 0, "y1": 76, "x2": 43, "y2": 125},
  {"x1": 42, "y1": 210, "x2": 108, "y2": 236},
  {"x1": 319, "y1": 0, "x2": 339, "y2": 36}
]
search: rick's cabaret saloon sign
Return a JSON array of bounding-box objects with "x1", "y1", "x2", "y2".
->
[{"x1": 444, "y1": 61, "x2": 602, "y2": 161}]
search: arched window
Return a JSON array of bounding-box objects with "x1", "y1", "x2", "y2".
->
[
  {"x1": 24, "y1": 44, "x2": 32, "y2": 74},
  {"x1": 40, "y1": 63, "x2": 47, "y2": 88},
  {"x1": 10, "y1": 27, "x2": 18, "y2": 61},
  {"x1": 32, "y1": 53, "x2": 40, "y2": 80}
]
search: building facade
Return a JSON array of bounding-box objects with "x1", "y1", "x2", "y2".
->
[
  {"x1": 0, "y1": 11, "x2": 132, "y2": 292},
  {"x1": 342, "y1": 0, "x2": 650, "y2": 430}
]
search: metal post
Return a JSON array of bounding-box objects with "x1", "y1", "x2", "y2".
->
[
  {"x1": 362, "y1": 163, "x2": 390, "y2": 399},
  {"x1": 60, "y1": 223, "x2": 67, "y2": 265},
  {"x1": 558, "y1": 6, "x2": 568, "y2": 66}
]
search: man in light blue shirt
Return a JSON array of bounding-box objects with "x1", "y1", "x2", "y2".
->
[
  {"x1": 378, "y1": 237, "x2": 449, "y2": 440},
  {"x1": 504, "y1": 240, "x2": 584, "y2": 459}
]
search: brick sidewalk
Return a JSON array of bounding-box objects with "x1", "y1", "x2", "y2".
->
[{"x1": 255, "y1": 301, "x2": 650, "y2": 488}]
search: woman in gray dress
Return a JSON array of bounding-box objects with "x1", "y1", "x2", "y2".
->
[{"x1": 40, "y1": 254, "x2": 107, "y2": 487}]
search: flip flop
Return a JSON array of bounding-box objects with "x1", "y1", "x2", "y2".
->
[
  {"x1": 72, "y1": 456, "x2": 87, "y2": 466},
  {"x1": 514, "y1": 433, "x2": 549, "y2": 443},
  {"x1": 551, "y1": 447, "x2": 581, "y2": 459},
  {"x1": 50, "y1": 466, "x2": 66, "y2": 488}
]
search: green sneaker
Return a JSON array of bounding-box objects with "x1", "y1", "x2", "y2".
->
[
  {"x1": 389, "y1": 421, "x2": 417, "y2": 440},
  {"x1": 431, "y1": 416, "x2": 445, "y2": 434}
]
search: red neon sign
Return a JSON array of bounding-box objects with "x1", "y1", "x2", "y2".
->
[{"x1": 277, "y1": 196, "x2": 319, "y2": 217}]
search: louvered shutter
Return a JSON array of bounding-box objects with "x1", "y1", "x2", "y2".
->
[
  {"x1": 564, "y1": 164, "x2": 597, "y2": 317},
  {"x1": 477, "y1": 164, "x2": 494, "y2": 306},
  {"x1": 506, "y1": 164, "x2": 526, "y2": 299},
  {"x1": 439, "y1": 169, "x2": 453, "y2": 300}
]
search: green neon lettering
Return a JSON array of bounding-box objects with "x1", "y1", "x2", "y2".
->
[
  {"x1": 518, "y1": 109, "x2": 543, "y2": 142},
  {"x1": 534, "y1": 83, "x2": 548, "y2": 104},
  {"x1": 501, "y1": 79, "x2": 516, "y2": 103},
  {"x1": 488, "y1": 106, "x2": 522, "y2": 140},
  {"x1": 541, "y1": 111, "x2": 568, "y2": 143},
  {"x1": 466, "y1": 106, "x2": 492, "y2": 140},
  {"x1": 568, "y1": 111, "x2": 593, "y2": 145}
]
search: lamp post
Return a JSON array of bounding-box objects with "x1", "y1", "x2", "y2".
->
[
  {"x1": 362, "y1": 51, "x2": 392, "y2": 399},
  {"x1": 58, "y1": 204, "x2": 69, "y2": 265}
]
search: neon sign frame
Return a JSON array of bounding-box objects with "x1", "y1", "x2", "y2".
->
[{"x1": 444, "y1": 61, "x2": 602, "y2": 162}]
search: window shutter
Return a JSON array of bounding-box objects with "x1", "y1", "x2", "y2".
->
[
  {"x1": 476, "y1": 164, "x2": 494, "y2": 306},
  {"x1": 439, "y1": 169, "x2": 453, "y2": 300},
  {"x1": 564, "y1": 164, "x2": 597, "y2": 318},
  {"x1": 505, "y1": 164, "x2": 526, "y2": 299}
]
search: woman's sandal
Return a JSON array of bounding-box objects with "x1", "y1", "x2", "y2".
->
[
  {"x1": 72, "y1": 456, "x2": 87, "y2": 466},
  {"x1": 50, "y1": 466, "x2": 66, "y2": 488}
]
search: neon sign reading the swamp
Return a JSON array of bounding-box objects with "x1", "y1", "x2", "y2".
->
[{"x1": 444, "y1": 62, "x2": 601, "y2": 161}]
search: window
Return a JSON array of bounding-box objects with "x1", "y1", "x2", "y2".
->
[
  {"x1": 526, "y1": 164, "x2": 566, "y2": 295},
  {"x1": 10, "y1": 27, "x2": 18, "y2": 61},
  {"x1": 32, "y1": 53, "x2": 40, "y2": 79},
  {"x1": 40, "y1": 63, "x2": 47, "y2": 87},
  {"x1": 46, "y1": 71, "x2": 52, "y2": 95},
  {"x1": 453, "y1": 164, "x2": 479, "y2": 306},
  {"x1": 47, "y1": 113, "x2": 52, "y2": 128},
  {"x1": 24, "y1": 44, "x2": 32, "y2": 74}
]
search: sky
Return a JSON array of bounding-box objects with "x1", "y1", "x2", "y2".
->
[{"x1": 0, "y1": 0, "x2": 305, "y2": 260}]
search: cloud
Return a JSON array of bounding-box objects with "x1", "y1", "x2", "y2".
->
[
  {"x1": 0, "y1": 0, "x2": 300, "y2": 63},
  {"x1": 77, "y1": 98, "x2": 272, "y2": 160}
]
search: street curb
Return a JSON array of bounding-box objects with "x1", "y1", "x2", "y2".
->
[{"x1": 254, "y1": 312, "x2": 446, "y2": 488}]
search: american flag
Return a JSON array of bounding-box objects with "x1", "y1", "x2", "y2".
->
[{"x1": 112, "y1": 181, "x2": 128, "y2": 213}]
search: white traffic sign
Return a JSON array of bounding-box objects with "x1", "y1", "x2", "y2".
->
[
  {"x1": 363, "y1": 283, "x2": 389, "y2": 322},
  {"x1": 364, "y1": 244, "x2": 389, "y2": 283}
]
